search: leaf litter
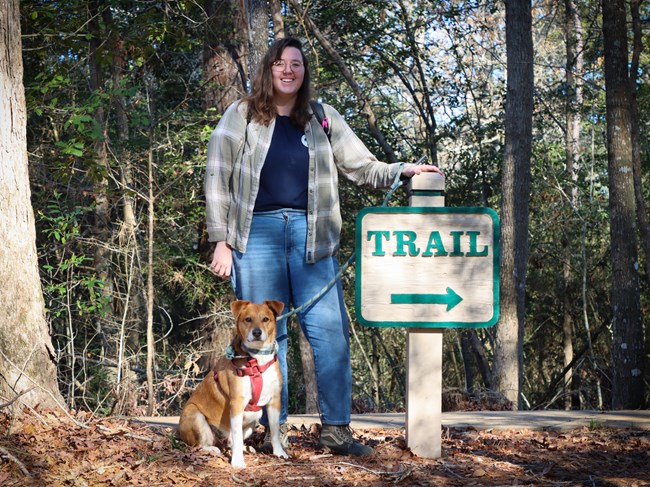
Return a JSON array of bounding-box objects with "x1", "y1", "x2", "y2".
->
[{"x1": 1, "y1": 408, "x2": 648, "y2": 486}]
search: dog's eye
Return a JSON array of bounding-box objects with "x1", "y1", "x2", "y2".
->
[
  {"x1": 262, "y1": 317, "x2": 269, "y2": 322},
  {"x1": 245, "y1": 317, "x2": 252, "y2": 322}
]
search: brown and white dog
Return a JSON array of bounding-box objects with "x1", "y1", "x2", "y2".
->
[{"x1": 178, "y1": 300, "x2": 288, "y2": 468}]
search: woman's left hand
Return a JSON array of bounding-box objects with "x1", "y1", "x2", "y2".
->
[{"x1": 402, "y1": 163, "x2": 445, "y2": 178}]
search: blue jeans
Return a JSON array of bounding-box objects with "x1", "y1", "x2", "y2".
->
[{"x1": 231, "y1": 209, "x2": 351, "y2": 426}]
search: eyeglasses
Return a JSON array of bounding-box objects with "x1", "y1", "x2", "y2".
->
[{"x1": 271, "y1": 60, "x2": 304, "y2": 71}]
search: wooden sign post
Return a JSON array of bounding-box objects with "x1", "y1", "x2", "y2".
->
[{"x1": 355, "y1": 172, "x2": 499, "y2": 458}]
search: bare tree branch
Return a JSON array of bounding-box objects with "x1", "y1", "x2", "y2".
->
[
  {"x1": 287, "y1": 0, "x2": 398, "y2": 163},
  {"x1": 0, "y1": 387, "x2": 35, "y2": 409},
  {"x1": 0, "y1": 445, "x2": 32, "y2": 477}
]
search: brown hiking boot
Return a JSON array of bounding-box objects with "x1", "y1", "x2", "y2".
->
[{"x1": 318, "y1": 424, "x2": 373, "y2": 457}]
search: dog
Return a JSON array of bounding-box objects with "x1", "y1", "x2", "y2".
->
[{"x1": 178, "y1": 299, "x2": 288, "y2": 468}]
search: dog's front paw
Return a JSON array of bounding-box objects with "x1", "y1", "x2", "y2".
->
[
  {"x1": 273, "y1": 447, "x2": 289, "y2": 459},
  {"x1": 230, "y1": 453, "x2": 246, "y2": 469},
  {"x1": 200, "y1": 445, "x2": 223, "y2": 456}
]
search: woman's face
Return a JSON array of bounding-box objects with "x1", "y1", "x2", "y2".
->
[{"x1": 271, "y1": 46, "x2": 305, "y2": 103}]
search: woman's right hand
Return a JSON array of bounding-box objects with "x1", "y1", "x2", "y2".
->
[{"x1": 210, "y1": 241, "x2": 232, "y2": 278}]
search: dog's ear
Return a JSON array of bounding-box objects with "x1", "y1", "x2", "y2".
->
[
  {"x1": 230, "y1": 300, "x2": 250, "y2": 318},
  {"x1": 264, "y1": 300, "x2": 284, "y2": 317}
]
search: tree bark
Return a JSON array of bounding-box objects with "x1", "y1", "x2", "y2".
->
[
  {"x1": 270, "y1": 0, "x2": 285, "y2": 39},
  {"x1": 244, "y1": 0, "x2": 269, "y2": 82},
  {"x1": 104, "y1": 7, "x2": 143, "y2": 414},
  {"x1": 562, "y1": 0, "x2": 583, "y2": 410},
  {"x1": 88, "y1": 0, "x2": 116, "y2": 360},
  {"x1": 203, "y1": 0, "x2": 247, "y2": 112},
  {"x1": 470, "y1": 331, "x2": 493, "y2": 389},
  {"x1": 629, "y1": 0, "x2": 650, "y2": 290},
  {"x1": 493, "y1": 0, "x2": 533, "y2": 410},
  {"x1": 145, "y1": 125, "x2": 156, "y2": 416},
  {"x1": 0, "y1": 0, "x2": 64, "y2": 412},
  {"x1": 460, "y1": 331, "x2": 476, "y2": 392},
  {"x1": 629, "y1": 0, "x2": 650, "y2": 403},
  {"x1": 601, "y1": 0, "x2": 644, "y2": 409}
]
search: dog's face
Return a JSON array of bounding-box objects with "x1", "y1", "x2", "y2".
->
[{"x1": 230, "y1": 300, "x2": 284, "y2": 346}]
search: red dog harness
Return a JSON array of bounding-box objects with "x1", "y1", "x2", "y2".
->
[{"x1": 225, "y1": 356, "x2": 278, "y2": 412}]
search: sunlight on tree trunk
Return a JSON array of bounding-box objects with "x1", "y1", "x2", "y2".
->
[
  {"x1": 244, "y1": 0, "x2": 269, "y2": 81},
  {"x1": 0, "y1": 0, "x2": 64, "y2": 412},
  {"x1": 145, "y1": 122, "x2": 156, "y2": 417},
  {"x1": 601, "y1": 0, "x2": 644, "y2": 410},
  {"x1": 494, "y1": 0, "x2": 533, "y2": 410}
]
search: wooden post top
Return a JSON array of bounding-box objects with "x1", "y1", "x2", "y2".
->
[{"x1": 406, "y1": 172, "x2": 446, "y2": 191}]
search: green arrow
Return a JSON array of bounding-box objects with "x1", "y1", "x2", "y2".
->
[{"x1": 391, "y1": 287, "x2": 463, "y2": 311}]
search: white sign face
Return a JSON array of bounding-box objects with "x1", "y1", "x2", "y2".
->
[{"x1": 355, "y1": 207, "x2": 499, "y2": 328}]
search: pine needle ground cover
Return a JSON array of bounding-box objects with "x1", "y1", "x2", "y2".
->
[{"x1": 1, "y1": 409, "x2": 648, "y2": 486}]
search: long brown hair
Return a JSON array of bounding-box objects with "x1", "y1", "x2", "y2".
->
[{"x1": 244, "y1": 37, "x2": 312, "y2": 127}]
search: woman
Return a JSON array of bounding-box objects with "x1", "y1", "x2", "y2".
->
[{"x1": 204, "y1": 37, "x2": 443, "y2": 456}]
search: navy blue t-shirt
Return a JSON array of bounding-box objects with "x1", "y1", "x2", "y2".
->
[{"x1": 254, "y1": 116, "x2": 310, "y2": 211}]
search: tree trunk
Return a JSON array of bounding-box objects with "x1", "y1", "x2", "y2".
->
[
  {"x1": 460, "y1": 331, "x2": 475, "y2": 393},
  {"x1": 370, "y1": 332, "x2": 381, "y2": 408},
  {"x1": 88, "y1": 0, "x2": 116, "y2": 360},
  {"x1": 104, "y1": 9, "x2": 143, "y2": 414},
  {"x1": 601, "y1": 0, "x2": 644, "y2": 409},
  {"x1": 203, "y1": 0, "x2": 247, "y2": 112},
  {"x1": 145, "y1": 125, "x2": 157, "y2": 416},
  {"x1": 270, "y1": 0, "x2": 285, "y2": 39},
  {"x1": 629, "y1": 0, "x2": 650, "y2": 290},
  {"x1": 0, "y1": 0, "x2": 64, "y2": 412},
  {"x1": 244, "y1": 0, "x2": 269, "y2": 81},
  {"x1": 493, "y1": 0, "x2": 533, "y2": 410},
  {"x1": 629, "y1": 0, "x2": 650, "y2": 402},
  {"x1": 470, "y1": 331, "x2": 493, "y2": 389},
  {"x1": 562, "y1": 0, "x2": 583, "y2": 410}
]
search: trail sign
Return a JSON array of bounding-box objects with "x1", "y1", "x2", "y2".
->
[{"x1": 355, "y1": 206, "x2": 499, "y2": 328}]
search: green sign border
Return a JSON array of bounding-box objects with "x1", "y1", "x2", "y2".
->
[{"x1": 354, "y1": 206, "x2": 500, "y2": 329}]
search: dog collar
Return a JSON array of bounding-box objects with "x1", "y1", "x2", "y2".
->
[
  {"x1": 241, "y1": 340, "x2": 278, "y2": 356},
  {"x1": 225, "y1": 340, "x2": 278, "y2": 359}
]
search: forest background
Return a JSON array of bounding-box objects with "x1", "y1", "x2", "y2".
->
[{"x1": 1, "y1": 0, "x2": 648, "y2": 420}]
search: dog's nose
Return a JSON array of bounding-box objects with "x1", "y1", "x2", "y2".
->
[{"x1": 252, "y1": 328, "x2": 262, "y2": 339}]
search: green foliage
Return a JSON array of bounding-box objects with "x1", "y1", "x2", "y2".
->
[
  {"x1": 37, "y1": 196, "x2": 111, "y2": 318},
  {"x1": 168, "y1": 433, "x2": 187, "y2": 451}
]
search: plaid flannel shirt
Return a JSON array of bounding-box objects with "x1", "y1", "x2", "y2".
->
[{"x1": 204, "y1": 100, "x2": 402, "y2": 263}]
